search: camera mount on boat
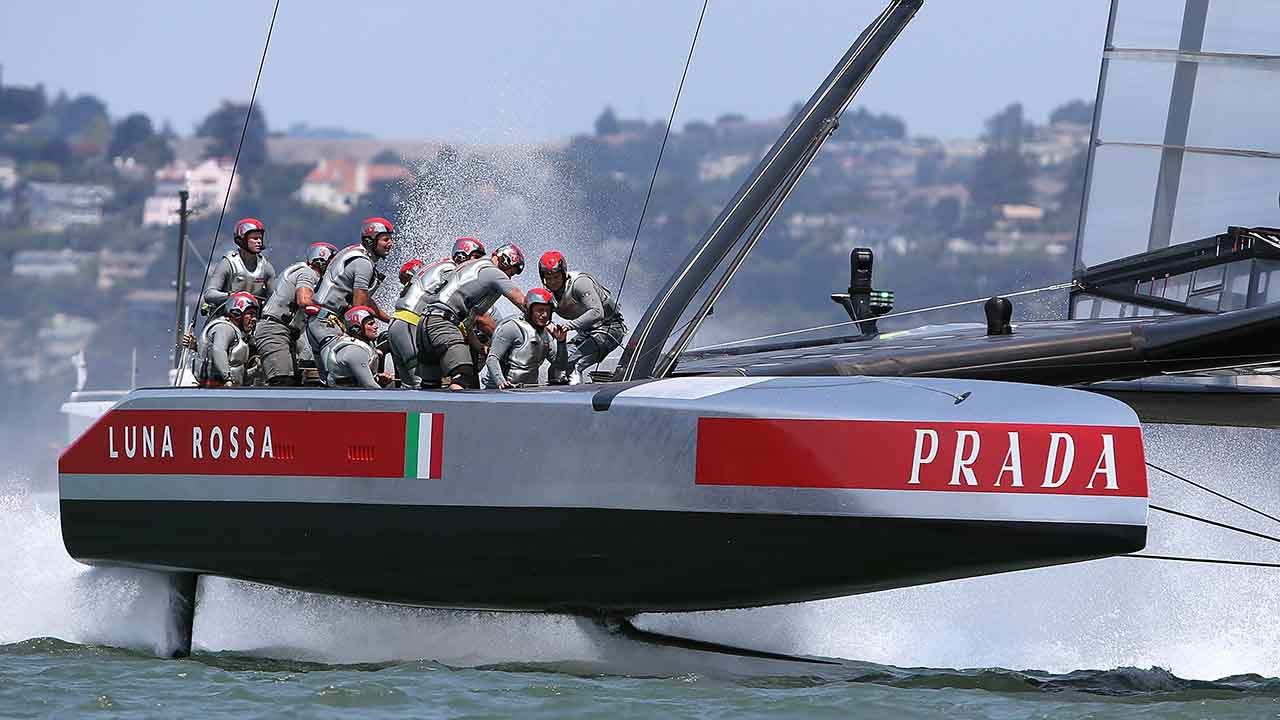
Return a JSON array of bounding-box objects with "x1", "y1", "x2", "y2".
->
[{"x1": 831, "y1": 247, "x2": 894, "y2": 335}]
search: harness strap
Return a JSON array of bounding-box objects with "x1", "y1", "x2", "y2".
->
[{"x1": 393, "y1": 309, "x2": 422, "y2": 324}]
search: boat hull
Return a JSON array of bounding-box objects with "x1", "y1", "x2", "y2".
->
[
  {"x1": 61, "y1": 499, "x2": 1142, "y2": 613},
  {"x1": 59, "y1": 377, "x2": 1149, "y2": 613}
]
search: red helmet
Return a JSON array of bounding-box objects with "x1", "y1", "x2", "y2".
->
[
  {"x1": 525, "y1": 287, "x2": 554, "y2": 309},
  {"x1": 452, "y1": 237, "x2": 486, "y2": 264},
  {"x1": 399, "y1": 258, "x2": 426, "y2": 284},
  {"x1": 306, "y1": 242, "x2": 338, "y2": 269},
  {"x1": 492, "y1": 243, "x2": 525, "y2": 275},
  {"x1": 361, "y1": 217, "x2": 395, "y2": 243},
  {"x1": 344, "y1": 305, "x2": 378, "y2": 334},
  {"x1": 525, "y1": 287, "x2": 555, "y2": 327},
  {"x1": 539, "y1": 251, "x2": 567, "y2": 284},
  {"x1": 234, "y1": 218, "x2": 265, "y2": 247},
  {"x1": 224, "y1": 291, "x2": 260, "y2": 318}
]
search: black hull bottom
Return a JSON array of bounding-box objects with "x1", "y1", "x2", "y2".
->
[{"x1": 61, "y1": 501, "x2": 1145, "y2": 613}]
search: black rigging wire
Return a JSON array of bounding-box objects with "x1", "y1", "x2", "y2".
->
[
  {"x1": 614, "y1": 0, "x2": 709, "y2": 307},
  {"x1": 190, "y1": 0, "x2": 282, "y2": 321},
  {"x1": 1147, "y1": 460, "x2": 1280, "y2": 527},
  {"x1": 1124, "y1": 554, "x2": 1280, "y2": 569},
  {"x1": 1149, "y1": 503, "x2": 1280, "y2": 546},
  {"x1": 1113, "y1": 462, "x2": 1280, "y2": 570}
]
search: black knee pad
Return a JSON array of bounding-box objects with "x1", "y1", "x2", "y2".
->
[
  {"x1": 267, "y1": 375, "x2": 297, "y2": 387},
  {"x1": 451, "y1": 364, "x2": 477, "y2": 389}
]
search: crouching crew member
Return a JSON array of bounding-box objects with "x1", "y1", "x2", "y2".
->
[
  {"x1": 388, "y1": 257, "x2": 430, "y2": 388},
  {"x1": 254, "y1": 241, "x2": 337, "y2": 385},
  {"x1": 386, "y1": 254, "x2": 432, "y2": 386},
  {"x1": 388, "y1": 238, "x2": 487, "y2": 388},
  {"x1": 538, "y1": 250, "x2": 627, "y2": 384},
  {"x1": 481, "y1": 288, "x2": 567, "y2": 389},
  {"x1": 195, "y1": 292, "x2": 260, "y2": 387},
  {"x1": 323, "y1": 306, "x2": 393, "y2": 388},
  {"x1": 203, "y1": 217, "x2": 277, "y2": 314},
  {"x1": 418, "y1": 243, "x2": 527, "y2": 390},
  {"x1": 307, "y1": 217, "x2": 395, "y2": 379}
]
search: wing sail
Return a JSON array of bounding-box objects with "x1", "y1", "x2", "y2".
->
[{"x1": 1073, "y1": 0, "x2": 1280, "y2": 312}]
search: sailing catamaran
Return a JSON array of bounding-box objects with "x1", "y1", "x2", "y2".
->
[{"x1": 58, "y1": 0, "x2": 1280, "y2": 658}]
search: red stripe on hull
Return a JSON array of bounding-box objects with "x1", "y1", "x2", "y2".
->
[
  {"x1": 695, "y1": 418, "x2": 1147, "y2": 497},
  {"x1": 429, "y1": 413, "x2": 445, "y2": 480},
  {"x1": 59, "y1": 409, "x2": 407, "y2": 477}
]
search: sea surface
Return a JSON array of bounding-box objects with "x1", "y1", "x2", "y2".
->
[
  {"x1": 6, "y1": 640, "x2": 1280, "y2": 719},
  {"x1": 5, "y1": 424, "x2": 1280, "y2": 718}
]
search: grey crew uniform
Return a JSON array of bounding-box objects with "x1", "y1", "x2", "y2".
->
[
  {"x1": 321, "y1": 335, "x2": 381, "y2": 388},
  {"x1": 306, "y1": 244, "x2": 382, "y2": 373},
  {"x1": 253, "y1": 261, "x2": 320, "y2": 384},
  {"x1": 203, "y1": 250, "x2": 277, "y2": 308},
  {"x1": 480, "y1": 317, "x2": 566, "y2": 388},
  {"x1": 551, "y1": 271, "x2": 627, "y2": 380},
  {"x1": 195, "y1": 317, "x2": 252, "y2": 386},
  {"x1": 388, "y1": 259, "x2": 455, "y2": 388},
  {"x1": 417, "y1": 258, "x2": 520, "y2": 385}
]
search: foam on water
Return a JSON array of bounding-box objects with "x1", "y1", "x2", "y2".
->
[{"x1": 0, "y1": 478, "x2": 183, "y2": 657}]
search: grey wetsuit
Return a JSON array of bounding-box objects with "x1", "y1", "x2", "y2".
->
[
  {"x1": 417, "y1": 258, "x2": 520, "y2": 384},
  {"x1": 195, "y1": 317, "x2": 251, "y2": 386},
  {"x1": 321, "y1": 335, "x2": 381, "y2": 388},
  {"x1": 307, "y1": 244, "x2": 381, "y2": 371},
  {"x1": 203, "y1": 250, "x2": 276, "y2": 307},
  {"x1": 389, "y1": 259, "x2": 454, "y2": 388},
  {"x1": 254, "y1": 261, "x2": 319, "y2": 384},
  {"x1": 480, "y1": 317, "x2": 565, "y2": 388},
  {"x1": 550, "y1": 271, "x2": 627, "y2": 380}
]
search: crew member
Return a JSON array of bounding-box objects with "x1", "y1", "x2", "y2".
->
[
  {"x1": 388, "y1": 257, "x2": 429, "y2": 387},
  {"x1": 306, "y1": 217, "x2": 395, "y2": 377},
  {"x1": 481, "y1": 288, "x2": 567, "y2": 389},
  {"x1": 254, "y1": 242, "x2": 337, "y2": 385},
  {"x1": 418, "y1": 243, "x2": 528, "y2": 390},
  {"x1": 203, "y1": 217, "x2": 277, "y2": 313},
  {"x1": 450, "y1": 237, "x2": 487, "y2": 266},
  {"x1": 538, "y1": 251, "x2": 628, "y2": 384},
  {"x1": 388, "y1": 238, "x2": 488, "y2": 388},
  {"x1": 195, "y1": 292, "x2": 260, "y2": 387},
  {"x1": 322, "y1": 306, "x2": 393, "y2": 388},
  {"x1": 449, "y1": 238, "x2": 494, "y2": 378}
]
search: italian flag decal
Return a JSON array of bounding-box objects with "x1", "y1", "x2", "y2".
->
[{"x1": 404, "y1": 412, "x2": 445, "y2": 480}]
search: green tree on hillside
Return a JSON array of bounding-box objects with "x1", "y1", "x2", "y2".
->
[
  {"x1": 594, "y1": 106, "x2": 621, "y2": 136},
  {"x1": 108, "y1": 113, "x2": 174, "y2": 168},
  {"x1": 984, "y1": 102, "x2": 1029, "y2": 150},
  {"x1": 0, "y1": 83, "x2": 46, "y2": 124},
  {"x1": 51, "y1": 95, "x2": 111, "y2": 151},
  {"x1": 1049, "y1": 99, "x2": 1094, "y2": 126},
  {"x1": 196, "y1": 101, "x2": 269, "y2": 172},
  {"x1": 970, "y1": 103, "x2": 1032, "y2": 212},
  {"x1": 846, "y1": 107, "x2": 907, "y2": 141}
]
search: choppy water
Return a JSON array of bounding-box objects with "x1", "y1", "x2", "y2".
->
[
  {"x1": 4, "y1": 424, "x2": 1280, "y2": 717},
  {"x1": 6, "y1": 639, "x2": 1280, "y2": 719}
]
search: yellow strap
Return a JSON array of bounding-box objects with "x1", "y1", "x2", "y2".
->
[{"x1": 393, "y1": 309, "x2": 422, "y2": 325}]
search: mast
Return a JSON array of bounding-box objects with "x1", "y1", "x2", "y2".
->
[
  {"x1": 614, "y1": 0, "x2": 923, "y2": 381},
  {"x1": 172, "y1": 189, "x2": 190, "y2": 370}
]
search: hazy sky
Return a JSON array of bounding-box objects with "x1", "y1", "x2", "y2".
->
[{"x1": 1, "y1": 1, "x2": 1109, "y2": 143}]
